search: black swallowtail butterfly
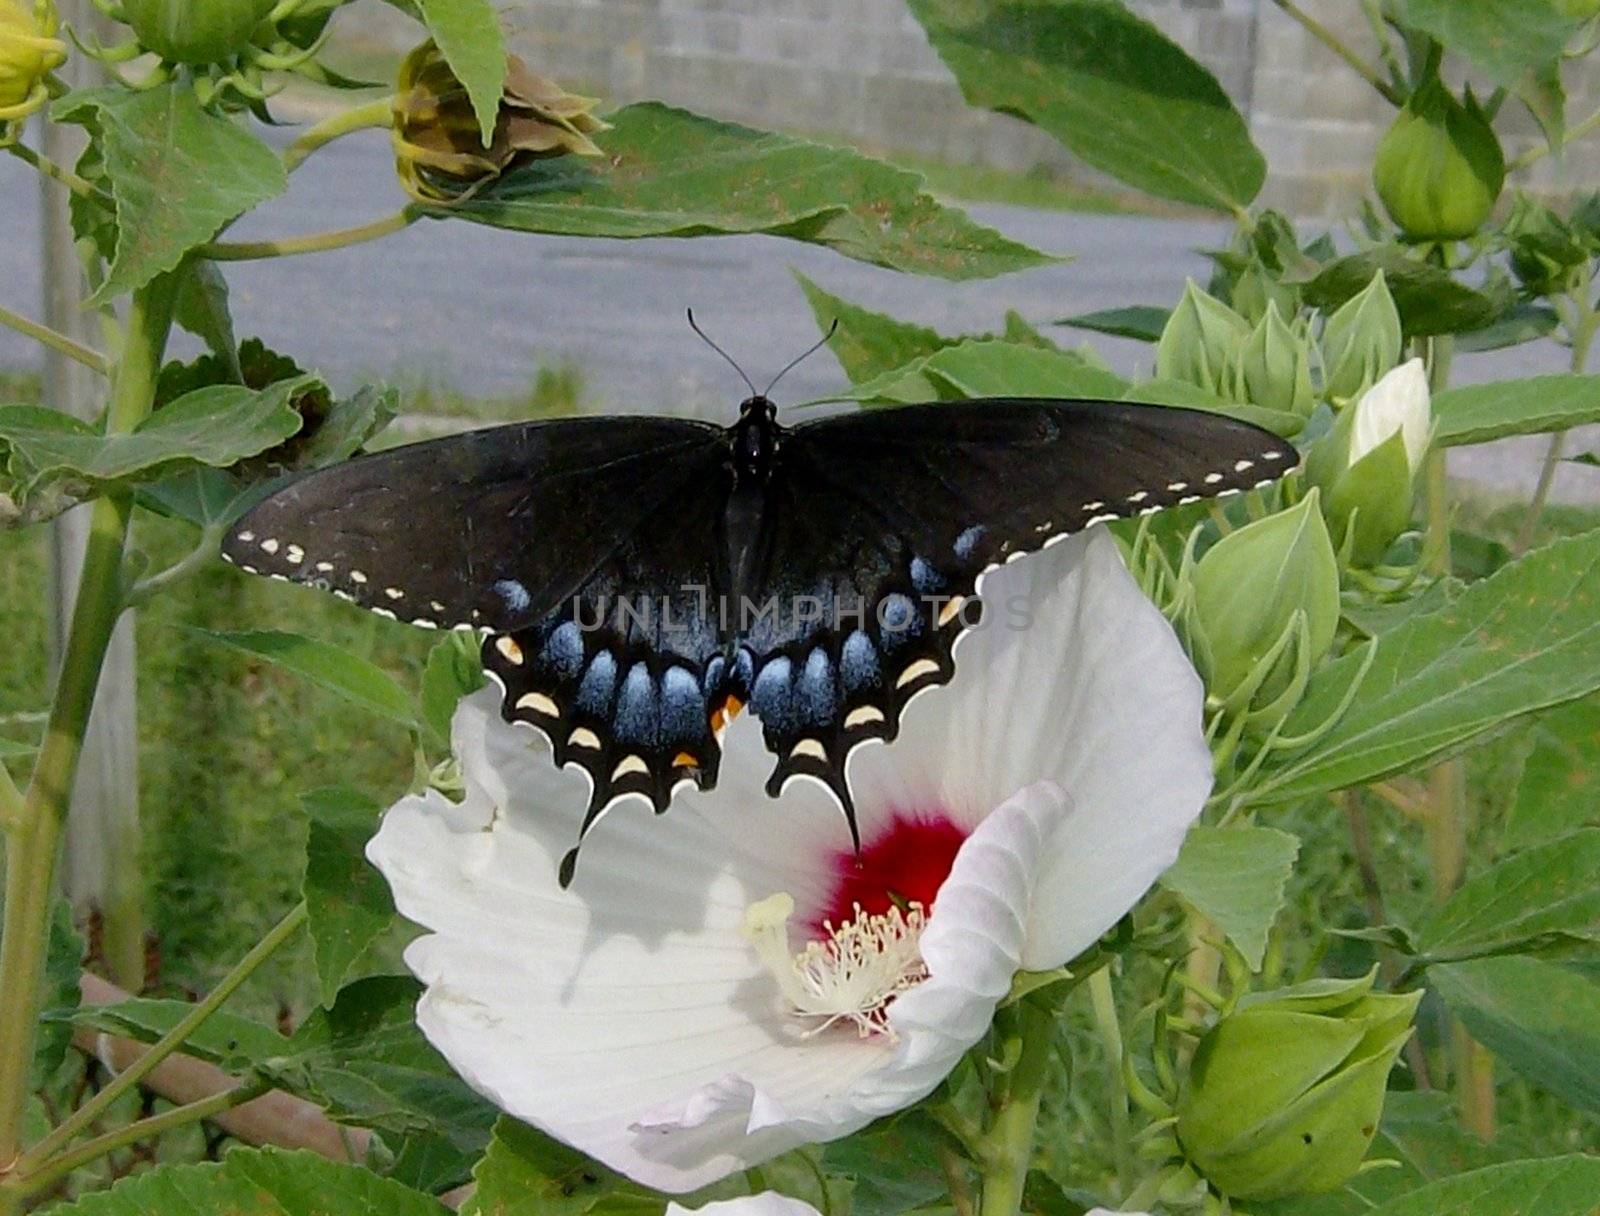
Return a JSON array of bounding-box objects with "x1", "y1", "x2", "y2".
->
[{"x1": 224, "y1": 375, "x2": 1291, "y2": 882}]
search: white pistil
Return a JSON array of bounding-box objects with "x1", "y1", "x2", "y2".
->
[{"x1": 742, "y1": 892, "x2": 929, "y2": 1042}]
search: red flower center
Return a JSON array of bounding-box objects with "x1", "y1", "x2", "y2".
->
[{"x1": 811, "y1": 811, "x2": 969, "y2": 937}]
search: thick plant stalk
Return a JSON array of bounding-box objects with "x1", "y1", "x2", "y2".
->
[
  {"x1": 978, "y1": 1001, "x2": 1053, "y2": 1216},
  {"x1": 0, "y1": 276, "x2": 176, "y2": 1171}
]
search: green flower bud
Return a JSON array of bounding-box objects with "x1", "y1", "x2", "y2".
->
[
  {"x1": 1320, "y1": 270, "x2": 1402, "y2": 404},
  {"x1": 392, "y1": 39, "x2": 609, "y2": 204},
  {"x1": 1231, "y1": 261, "x2": 1302, "y2": 328},
  {"x1": 1156, "y1": 279, "x2": 1250, "y2": 400},
  {"x1": 120, "y1": 0, "x2": 275, "y2": 66},
  {"x1": 1239, "y1": 302, "x2": 1314, "y2": 418},
  {"x1": 1176, "y1": 969, "x2": 1422, "y2": 1203},
  {"x1": 1306, "y1": 358, "x2": 1431, "y2": 565},
  {"x1": 1190, "y1": 491, "x2": 1339, "y2": 713},
  {"x1": 1374, "y1": 78, "x2": 1505, "y2": 242},
  {"x1": 0, "y1": 0, "x2": 64, "y2": 121}
]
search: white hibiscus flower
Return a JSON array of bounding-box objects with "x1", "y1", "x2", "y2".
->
[{"x1": 368, "y1": 530, "x2": 1212, "y2": 1193}]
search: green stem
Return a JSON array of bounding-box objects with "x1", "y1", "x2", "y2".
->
[
  {"x1": 0, "y1": 302, "x2": 109, "y2": 377},
  {"x1": 283, "y1": 98, "x2": 395, "y2": 173},
  {"x1": 1270, "y1": 0, "x2": 1405, "y2": 105},
  {"x1": 14, "y1": 901, "x2": 306, "y2": 1176},
  {"x1": 4, "y1": 141, "x2": 101, "y2": 201},
  {"x1": 0, "y1": 275, "x2": 177, "y2": 1172},
  {"x1": 1512, "y1": 103, "x2": 1600, "y2": 172},
  {"x1": 125, "y1": 523, "x2": 227, "y2": 608},
  {"x1": 1514, "y1": 300, "x2": 1599, "y2": 556},
  {"x1": 1087, "y1": 968, "x2": 1133, "y2": 1196},
  {"x1": 11, "y1": 1079, "x2": 270, "y2": 1200},
  {"x1": 1360, "y1": 0, "x2": 1406, "y2": 91},
  {"x1": 978, "y1": 1001, "x2": 1053, "y2": 1216},
  {"x1": 202, "y1": 209, "x2": 419, "y2": 261}
]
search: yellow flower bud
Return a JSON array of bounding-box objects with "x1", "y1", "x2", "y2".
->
[{"x1": 0, "y1": 0, "x2": 65, "y2": 124}]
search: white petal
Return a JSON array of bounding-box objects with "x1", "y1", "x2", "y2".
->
[
  {"x1": 847, "y1": 529, "x2": 1213, "y2": 970},
  {"x1": 667, "y1": 1196, "x2": 822, "y2": 1216},
  {"x1": 369, "y1": 692, "x2": 1072, "y2": 1192},
  {"x1": 1349, "y1": 357, "x2": 1429, "y2": 469}
]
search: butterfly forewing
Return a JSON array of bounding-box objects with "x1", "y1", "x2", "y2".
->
[{"x1": 221, "y1": 417, "x2": 723, "y2": 631}]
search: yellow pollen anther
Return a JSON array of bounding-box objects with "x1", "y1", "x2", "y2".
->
[{"x1": 741, "y1": 892, "x2": 929, "y2": 1042}]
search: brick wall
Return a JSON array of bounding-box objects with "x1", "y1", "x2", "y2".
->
[{"x1": 345, "y1": 0, "x2": 1600, "y2": 217}]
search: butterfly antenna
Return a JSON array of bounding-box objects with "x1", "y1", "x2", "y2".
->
[
  {"x1": 764, "y1": 319, "x2": 839, "y2": 398},
  {"x1": 686, "y1": 309, "x2": 758, "y2": 397}
]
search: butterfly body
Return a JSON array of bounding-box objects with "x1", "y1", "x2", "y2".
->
[{"x1": 223, "y1": 394, "x2": 1293, "y2": 878}]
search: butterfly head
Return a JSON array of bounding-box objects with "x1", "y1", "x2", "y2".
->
[{"x1": 738, "y1": 394, "x2": 779, "y2": 422}]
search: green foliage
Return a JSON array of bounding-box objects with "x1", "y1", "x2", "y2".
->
[
  {"x1": 1434, "y1": 374, "x2": 1600, "y2": 446},
  {"x1": 794, "y1": 273, "x2": 951, "y2": 385},
  {"x1": 1506, "y1": 698, "x2": 1600, "y2": 847},
  {"x1": 905, "y1": 0, "x2": 1264, "y2": 211},
  {"x1": 446, "y1": 102, "x2": 1051, "y2": 280},
  {"x1": 1431, "y1": 957, "x2": 1600, "y2": 1118},
  {"x1": 301, "y1": 788, "x2": 396, "y2": 1006},
  {"x1": 54, "y1": 85, "x2": 286, "y2": 302},
  {"x1": 188, "y1": 629, "x2": 418, "y2": 727},
  {"x1": 1361, "y1": 1155, "x2": 1600, "y2": 1216},
  {"x1": 1159, "y1": 827, "x2": 1300, "y2": 968},
  {"x1": 45, "y1": 1147, "x2": 451, "y2": 1215},
  {"x1": 0, "y1": 377, "x2": 312, "y2": 506},
  {"x1": 1253, "y1": 531, "x2": 1600, "y2": 804}
]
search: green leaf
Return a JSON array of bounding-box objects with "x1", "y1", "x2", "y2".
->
[
  {"x1": 846, "y1": 339, "x2": 1128, "y2": 404},
  {"x1": 1054, "y1": 305, "x2": 1170, "y2": 342},
  {"x1": 1415, "y1": 829, "x2": 1600, "y2": 961},
  {"x1": 823, "y1": 1111, "x2": 952, "y2": 1216},
  {"x1": 1299, "y1": 249, "x2": 1501, "y2": 337},
  {"x1": 1386, "y1": 1, "x2": 1582, "y2": 94},
  {"x1": 276, "y1": 976, "x2": 498, "y2": 1153},
  {"x1": 1159, "y1": 826, "x2": 1300, "y2": 968},
  {"x1": 46, "y1": 1147, "x2": 450, "y2": 1216},
  {"x1": 173, "y1": 259, "x2": 239, "y2": 371},
  {"x1": 417, "y1": 0, "x2": 505, "y2": 146},
  {"x1": 420, "y1": 633, "x2": 486, "y2": 743},
  {"x1": 1454, "y1": 302, "x2": 1561, "y2": 354},
  {"x1": 1361, "y1": 1155, "x2": 1600, "y2": 1216},
  {"x1": 0, "y1": 377, "x2": 309, "y2": 501},
  {"x1": 905, "y1": 0, "x2": 1264, "y2": 211},
  {"x1": 301, "y1": 788, "x2": 395, "y2": 1006},
  {"x1": 1431, "y1": 957, "x2": 1600, "y2": 1118},
  {"x1": 34, "y1": 900, "x2": 84, "y2": 1087},
  {"x1": 56, "y1": 998, "x2": 290, "y2": 1069},
  {"x1": 463, "y1": 1116, "x2": 662, "y2": 1216},
  {"x1": 55, "y1": 84, "x2": 287, "y2": 302},
  {"x1": 189, "y1": 630, "x2": 416, "y2": 726},
  {"x1": 1435, "y1": 374, "x2": 1600, "y2": 447},
  {"x1": 1507, "y1": 697, "x2": 1600, "y2": 848},
  {"x1": 794, "y1": 273, "x2": 952, "y2": 385},
  {"x1": 446, "y1": 103, "x2": 1051, "y2": 281},
  {"x1": 1252, "y1": 529, "x2": 1600, "y2": 804}
]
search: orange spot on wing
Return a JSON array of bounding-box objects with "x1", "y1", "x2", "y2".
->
[
  {"x1": 709, "y1": 695, "x2": 745, "y2": 735},
  {"x1": 672, "y1": 751, "x2": 699, "y2": 769}
]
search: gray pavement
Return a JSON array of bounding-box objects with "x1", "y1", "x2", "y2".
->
[{"x1": 1, "y1": 127, "x2": 1593, "y2": 503}]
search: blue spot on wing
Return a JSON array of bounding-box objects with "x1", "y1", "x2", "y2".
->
[
  {"x1": 574, "y1": 650, "x2": 618, "y2": 717},
  {"x1": 751, "y1": 657, "x2": 796, "y2": 734},
  {"x1": 798, "y1": 648, "x2": 838, "y2": 728},
  {"x1": 494, "y1": 578, "x2": 532, "y2": 613},
  {"x1": 614, "y1": 661, "x2": 659, "y2": 746},
  {"x1": 541, "y1": 621, "x2": 585, "y2": 679},
  {"x1": 878, "y1": 593, "x2": 922, "y2": 651},
  {"x1": 840, "y1": 630, "x2": 880, "y2": 694},
  {"x1": 661, "y1": 666, "x2": 705, "y2": 741},
  {"x1": 954, "y1": 525, "x2": 987, "y2": 562},
  {"x1": 910, "y1": 557, "x2": 944, "y2": 595}
]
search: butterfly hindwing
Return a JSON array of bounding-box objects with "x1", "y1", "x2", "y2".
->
[{"x1": 480, "y1": 442, "x2": 735, "y2": 858}]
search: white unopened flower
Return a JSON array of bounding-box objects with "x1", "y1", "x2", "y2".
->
[
  {"x1": 1349, "y1": 357, "x2": 1430, "y2": 471},
  {"x1": 368, "y1": 531, "x2": 1213, "y2": 1192},
  {"x1": 667, "y1": 1197, "x2": 822, "y2": 1216}
]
